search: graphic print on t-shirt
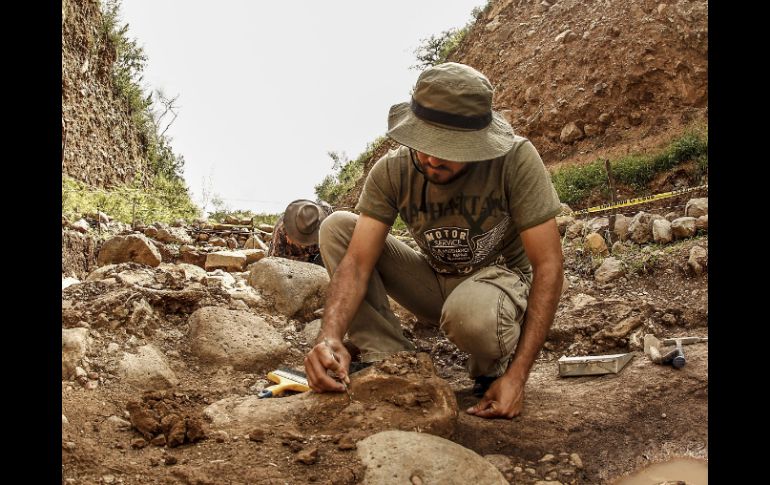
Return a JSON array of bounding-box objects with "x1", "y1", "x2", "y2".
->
[{"x1": 420, "y1": 216, "x2": 510, "y2": 273}]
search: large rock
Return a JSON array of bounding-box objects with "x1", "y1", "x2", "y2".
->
[
  {"x1": 688, "y1": 245, "x2": 708, "y2": 275},
  {"x1": 560, "y1": 122, "x2": 584, "y2": 143},
  {"x1": 585, "y1": 217, "x2": 609, "y2": 235},
  {"x1": 628, "y1": 212, "x2": 654, "y2": 244},
  {"x1": 97, "y1": 234, "x2": 162, "y2": 267},
  {"x1": 187, "y1": 307, "x2": 289, "y2": 369},
  {"x1": 248, "y1": 257, "x2": 329, "y2": 319},
  {"x1": 565, "y1": 220, "x2": 585, "y2": 240},
  {"x1": 612, "y1": 214, "x2": 630, "y2": 241},
  {"x1": 62, "y1": 328, "x2": 90, "y2": 379},
  {"x1": 302, "y1": 319, "x2": 322, "y2": 344},
  {"x1": 205, "y1": 251, "x2": 247, "y2": 272},
  {"x1": 357, "y1": 430, "x2": 507, "y2": 485},
  {"x1": 696, "y1": 215, "x2": 708, "y2": 232},
  {"x1": 205, "y1": 353, "x2": 458, "y2": 440},
  {"x1": 652, "y1": 219, "x2": 672, "y2": 244},
  {"x1": 584, "y1": 233, "x2": 608, "y2": 255},
  {"x1": 179, "y1": 246, "x2": 207, "y2": 268},
  {"x1": 242, "y1": 249, "x2": 266, "y2": 265},
  {"x1": 685, "y1": 197, "x2": 708, "y2": 218},
  {"x1": 244, "y1": 235, "x2": 268, "y2": 251},
  {"x1": 556, "y1": 215, "x2": 574, "y2": 236},
  {"x1": 595, "y1": 257, "x2": 624, "y2": 283},
  {"x1": 671, "y1": 217, "x2": 697, "y2": 239},
  {"x1": 155, "y1": 227, "x2": 193, "y2": 245},
  {"x1": 118, "y1": 345, "x2": 178, "y2": 390}
]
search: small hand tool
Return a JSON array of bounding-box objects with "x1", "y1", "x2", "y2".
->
[{"x1": 323, "y1": 338, "x2": 353, "y2": 401}]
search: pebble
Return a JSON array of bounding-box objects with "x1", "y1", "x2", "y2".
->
[
  {"x1": 570, "y1": 453, "x2": 584, "y2": 469},
  {"x1": 212, "y1": 430, "x2": 229, "y2": 443},
  {"x1": 661, "y1": 413, "x2": 667, "y2": 418},
  {"x1": 62, "y1": 415, "x2": 69, "y2": 426},
  {"x1": 102, "y1": 475, "x2": 115, "y2": 484},
  {"x1": 87, "y1": 371, "x2": 99, "y2": 380},
  {"x1": 540, "y1": 453, "x2": 556, "y2": 462},
  {"x1": 107, "y1": 342, "x2": 120, "y2": 353},
  {"x1": 514, "y1": 466, "x2": 523, "y2": 473},
  {"x1": 85, "y1": 380, "x2": 99, "y2": 390},
  {"x1": 75, "y1": 367, "x2": 87, "y2": 378},
  {"x1": 525, "y1": 467, "x2": 537, "y2": 475},
  {"x1": 63, "y1": 441, "x2": 76, "y2": 451},
  {"x1": 164, "y1": 455, "x2": 178, "y2": 466},
  {"x1": 411, "y1": 475, "x2": 424, "y2": 485},
  {"x1": 296, "y1": 446, "x2": 319, "y2": 464}
]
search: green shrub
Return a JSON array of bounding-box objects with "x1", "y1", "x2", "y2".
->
[
  {"x1": 62, "y1": 175, "x2": 199, "y2": 225},
  {"x1": 315, "y1": 137, "x2": 387, "y2": 205},
  {"x1": 550, "y1": 128, "x2": 708, "y2": 205},
  {"x1": 412, "y1": 27, "x2": 469, "y2": 70}
]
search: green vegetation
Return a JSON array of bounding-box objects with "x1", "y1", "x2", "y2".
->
[
  {"x1": 66, "y1": 0, "x2": 199, "y2": 224},
  {"x1": 412, "y1": 28, "x2": 470, "y2": 70},
  {"x1": 62, "y1": 175, "x2": 199, "y2": 225},
  {"x1": 550, "y1": 127, "x2": 708, "y2": 206},
  {"x1": 314, "y1": 137, "x2": 388, "y2": 205},
  {"x1": 206, "y1": 209, "x2": 280, "y2": 226}
]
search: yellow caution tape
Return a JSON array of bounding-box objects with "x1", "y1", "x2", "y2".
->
[{"x1": 570, "y1": 184, "x2": 708, "y2": 216}]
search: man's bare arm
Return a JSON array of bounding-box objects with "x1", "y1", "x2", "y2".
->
[
  {"x1": 304, "y1": 214, "x2": 390, "y2": 392},
  {"x1": 468, "y1": 218, "x2": 563, "y2": 418}
]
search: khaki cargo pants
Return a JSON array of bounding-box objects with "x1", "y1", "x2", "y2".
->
[{"x1": 319, "y1": 211, "x2": 533, "y2": 378}]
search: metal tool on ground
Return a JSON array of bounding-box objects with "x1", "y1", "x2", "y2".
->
[
  {"x1": 323, "y1": 338, "x2": 353, "y2": 401},
  {"x1": 644, "y1": 335, "x2": 708, "y2": 368},
  {"x1": 558, "y1": 352, "x2": 634, "y2": 377},
  {"x1": 257, "y1": 368, "x2": 310, "y2": 398}
]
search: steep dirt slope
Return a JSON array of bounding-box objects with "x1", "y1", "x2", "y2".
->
[
  {"x1": 451, "y1": 0, "x2": 707, "y2": 167},
  {"x1": 62, "y1": 0, "x2": 151, "y2": 188}
]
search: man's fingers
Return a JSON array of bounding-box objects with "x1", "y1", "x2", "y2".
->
[
  {"x1": 305, "y1": 354, "x2": 344, "y2": 392},
  {"x1": 466, "y1": 397, "x2": 492, "y2": 415}
]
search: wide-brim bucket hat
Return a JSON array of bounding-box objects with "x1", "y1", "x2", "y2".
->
[
  {"x1": 283, "y1": 199, "x2": 328, "y2": 245},
  {"x1": 386, "y1": 62, "x2": 515, "y2": 163}
]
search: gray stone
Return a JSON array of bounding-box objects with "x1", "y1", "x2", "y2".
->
[
  {"x1": 687, "y1": 246, "x2": 707, "y2": 275},
  {"x1": 241, "y1": 249, "x2": 266, "y2": 265},
  {"x1": 664, "y1": 211, "x2": 680, "y2": 222},
  {"x1": 556, "y1": 216, "x2": 574, "y2": 236},
  {"x1": 595, "y1": 257, "x2": 624, "y2": 283},
  {"x1": 484, "y1": 454, "x2": 514, "y2": 473},
  {"x1": 652, "y1": 219, "x2": 672, "y2": 244},
  {"x1": 156, "y1": 227, "x2": 193, "y2": 245},
  {"x1": 244, "y1": 235, "x2": 268, "y2": 251},
  {"x1": 560, "y1": 122, "x2": 584, "y2": 143},
  {"x1": 102, "y1": 415, "x2": 132, "y2": 431},
  {"x1": 302, "y1": 319, "x2": 322, "y2": 344},
  {"x1": 570, "y1": 453, "x2": 583, "y2": 468},
  {"x1": 205, "y1": 269, "x2": 236, "y2": 288},
  {"x1": 585, "y1": 217, "x2": 609, "y2": 235},
  {"x1": 357, "y1": 431, "x2": 507, "y2": 485},
  {"x1": 583, "y1": 124, "x2": 602, "y2": 136},
  {"x1": 188, "y1": 307, "x2": 289, "y2": 369},
  {"x1": 696, "y1": 215, "x2": 708, "y2": 232},
  {"x1": 628, "y1": 212, "x2": 654, "y2": 244},
  {"x1": 62, "y1": 277, "x2": 80, "y2": 290},
  {"x1": 554, "y1": 29, "x2": 577, "y2": 43},
  {"x1": 685, "y1": 197, "x2": 708, "y2": 218},
  {"x1": 62, "y1": 328, "x2": 90, "y2": 379},
  {"x1": 565, "y1": 220, "x2": 585, "y2": 240},
  {"x1": 671, "y1": 217, "x2": 697, "y2": 239},
  {"x1": 227, "y1": 286, "x2": 263, "y2": 309},
  {"x1": 612, "y1": 214, "x2": 630, "y2": 241},
  {"x1": 118, "y1": 344, "x2": 178, "y2": 390},
  {"x1": 97, "y1": 234, "x2": 162, "y2": 267},
  {"x1": 209, "y1": 236, "x2": 228, "y2": 247},
  {"x1": 70, "y1": 219, "x2": 90, "y2": 233},
  {"x1": 205, "y1": 251, "x2": 247, "y2": 272},
  {"x1": 248, "y1": 257, "x2": 330, "y2": 319}
]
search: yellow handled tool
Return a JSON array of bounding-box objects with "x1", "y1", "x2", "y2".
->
[{"x1": 257, "y1": 368, "x2": 310, "y2": 398}]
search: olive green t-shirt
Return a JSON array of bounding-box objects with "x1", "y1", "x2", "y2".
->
[{"x1": 355, "y1": 136, "x2": 561, "y2": 275}]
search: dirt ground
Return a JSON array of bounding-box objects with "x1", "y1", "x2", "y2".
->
[{"x1": 61, "y1": 234, "x2": 707, "y2": 485}]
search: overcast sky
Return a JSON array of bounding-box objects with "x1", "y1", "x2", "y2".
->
[{"x1": 119, "y1": 0, "x2": 484, "y2": 215}]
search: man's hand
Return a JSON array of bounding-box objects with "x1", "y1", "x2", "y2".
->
[
  {"x1": 304, "y1": 338, "x2": 351, "y2": 393},
  {"x1": 465, "y1": 376, "x2": 525, "y2": 419}
]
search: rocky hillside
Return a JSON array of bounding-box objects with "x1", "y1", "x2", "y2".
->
[
  {"x1": 62, "y1": 0, "x2": 151, "y2": 188},
  {"x1": 336, "y1": 0, "x2": 707, "y2": 210},
  {"x1": 453, "y1": 0, "x2": 707, "y2": 167}
]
